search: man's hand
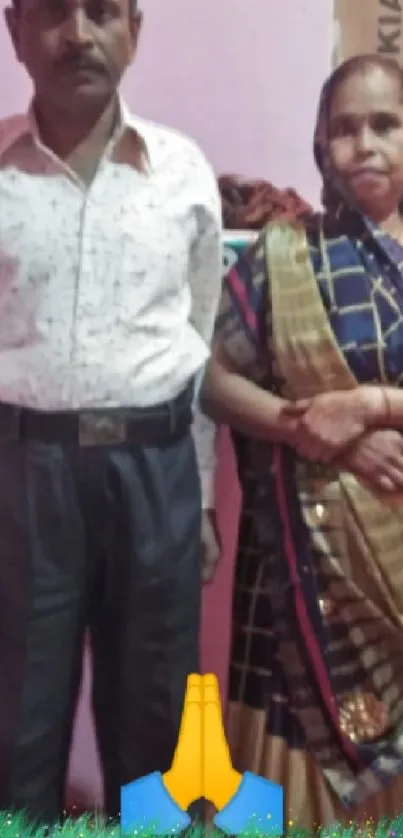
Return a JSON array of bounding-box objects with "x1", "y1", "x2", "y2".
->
[{"x1": 201, "y1": 510, "x2": 221, "y2": 583}]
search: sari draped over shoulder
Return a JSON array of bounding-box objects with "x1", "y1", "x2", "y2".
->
[{"x1": 218, "y1": 212, "x2": 403, "y2": 828}]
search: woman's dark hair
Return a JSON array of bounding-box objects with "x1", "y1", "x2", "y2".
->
[{"x1": 314, "y1": 54, "x2": 403, "y2": 216}]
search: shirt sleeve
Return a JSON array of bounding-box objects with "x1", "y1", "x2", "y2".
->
[
  {"x1": 213, "y1": 771, "x2": 284, "y2": 836},
  {"x1": 214, "y1": 231, "x2": 271, "y2": 384},
  {"x1": 120, "y1": 771, "x2": 191, "y2": 836},
  {"x1": 188, "y1": 150, "x2": 223, "y2": 510}
]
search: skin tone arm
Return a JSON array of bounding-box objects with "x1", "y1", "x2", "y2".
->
[
  {"x1": 201, "y1": 341, "x2": 301, "y2": 444},
  {"x1": 364, "y1": 385, "x2": 403, "y2": 428},
  {"x1": 203, "y1": 346, "x2": 403, "y2": 493},
  {"x1": 281, "y1": 384, "x2": 403, "y2": 462},
  {"x1": 297, "y1": 384, "x2": 403, "y2": 436}
]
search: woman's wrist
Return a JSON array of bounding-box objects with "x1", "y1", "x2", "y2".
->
[
  {"x1": 278, "y1": 415, "x2": 300, "y2": 448},
  {"x1": 360, "y1": 385, "x2": 390, "y2": 427}
]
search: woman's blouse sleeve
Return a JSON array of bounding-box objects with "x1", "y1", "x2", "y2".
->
[{"x1": 214, "y1": 232, "x2": 271, "y2": 384}]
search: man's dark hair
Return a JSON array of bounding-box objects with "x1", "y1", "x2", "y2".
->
[{"x1": 12, "y1": 0, "x2": 139, "y2": 14}]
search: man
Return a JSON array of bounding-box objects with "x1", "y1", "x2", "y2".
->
[{"x1": 0, "y1": 0, "x2": 222, "y2": 824}]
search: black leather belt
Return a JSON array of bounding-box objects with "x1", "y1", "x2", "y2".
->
[{"x1": 0, "y1": 383, "x2": 194, "y2": 447}]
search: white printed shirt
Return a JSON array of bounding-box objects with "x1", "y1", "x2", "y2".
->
[{"x1": 0, "y1": 102, "x2": 223, "y2": 507}]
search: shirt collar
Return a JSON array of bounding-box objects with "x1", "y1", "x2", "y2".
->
[
  {"x1": 0, "y1": 96, "x2": 150, "y2": 172},
  {"x1": 110, "y1": 99, "x2": 151, "y2": 171}
]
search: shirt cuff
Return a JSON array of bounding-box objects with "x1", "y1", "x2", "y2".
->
[
  {"x1": 121, "y1": 771, "x2": 191, "y2": 836},
  {"x1": 213, "y1": 771, "x2": 284, "y2": 836}
]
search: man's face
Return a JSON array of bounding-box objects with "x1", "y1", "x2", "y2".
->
[{"x1": 5, "y1": 0, "x2": 142, "y2": 113}]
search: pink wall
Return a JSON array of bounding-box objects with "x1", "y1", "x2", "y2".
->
[{"x1": 0, "y1": 0, "x2": 333, "y2": 808}]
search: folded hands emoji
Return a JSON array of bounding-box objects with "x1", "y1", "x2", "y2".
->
[
  {"x1": 163, "y1": 673, "x2": 242, "y2": 811},
  {"x1": 121, "y1": 673, "x2": 283, "y2": 836}
]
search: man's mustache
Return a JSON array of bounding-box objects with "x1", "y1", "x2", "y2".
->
[{"x1": 56, "y1": 53, "x2": 106, "y2": 73}]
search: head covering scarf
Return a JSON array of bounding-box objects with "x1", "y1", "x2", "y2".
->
[{"x1": 313, "y1": 75, "x2": 346, "y2": 219}]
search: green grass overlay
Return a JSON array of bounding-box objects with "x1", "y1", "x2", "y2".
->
[{"x1": 1, "y1": 812, "x2": 403, "y2": 837}]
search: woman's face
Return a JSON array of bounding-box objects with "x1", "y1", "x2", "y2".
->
[{"x1": 327, "y1": 66, "x2": 403, "y2": 220}]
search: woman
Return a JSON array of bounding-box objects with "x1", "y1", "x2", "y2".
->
[{"x1": 202, "y1": 55, "x2": 403, "y2": 829}]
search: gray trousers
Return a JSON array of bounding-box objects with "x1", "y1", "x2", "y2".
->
[{"x1": 0, "y1": 416, "x2": 202, "y2": 824}]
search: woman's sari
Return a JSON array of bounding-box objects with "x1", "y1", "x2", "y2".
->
[{"x1": 218, "y1": 210, "x2": 403, "y2": 829}]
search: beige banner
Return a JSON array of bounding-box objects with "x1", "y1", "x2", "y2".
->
[{"x1": 334, "y1": 0, "x2": 403, "y2": 66}]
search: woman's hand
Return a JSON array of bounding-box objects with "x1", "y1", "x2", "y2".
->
[
  {"x1": 336, "y1": 429, "x2": 403, "y2": 493},
  {"x1": 282, "y1": 387, "x2": 384, "y2": 462}
]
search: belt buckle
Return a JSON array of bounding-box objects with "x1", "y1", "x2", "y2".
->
[{"x1": 78, "y1": 412, "x2": 127, "y2": 447}]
